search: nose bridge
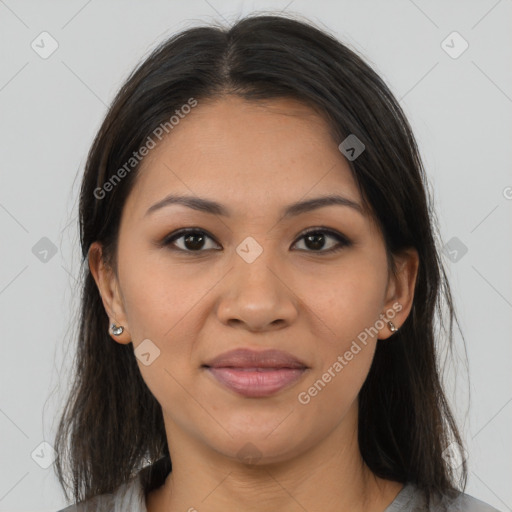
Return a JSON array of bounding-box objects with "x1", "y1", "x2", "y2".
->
[
  {"x1": 232, "y1": 234, "x2": 282, "y2": 298},
  {"x1": 215, "y1": 234, "x2": 297, "y2": 330}
]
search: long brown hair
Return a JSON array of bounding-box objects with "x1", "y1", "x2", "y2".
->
[{"x1": 53, "y1": 12, "x2": 468, "y2": 506}]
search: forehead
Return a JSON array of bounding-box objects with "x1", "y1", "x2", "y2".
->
[{"x1": 124, "y1": 96, "x2": 362, "y2": 219}]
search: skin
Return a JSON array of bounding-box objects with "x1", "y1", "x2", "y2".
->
[{"x1": 89, "y1": 95, "x2": 419, "y2": 512}]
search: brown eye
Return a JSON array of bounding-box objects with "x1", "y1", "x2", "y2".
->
[
  {"x1": 293, "y1": 228, "x2": 352, "y2": 253},
  {"x1": 160, "y1": 227, "x2": 351, "y2": 255},
  {"x1": 162, "y1": 229, "x2": 220, "y2": 252}
]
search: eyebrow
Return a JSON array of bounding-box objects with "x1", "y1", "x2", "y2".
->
[{"x1": 145, "y1": 193, "x2": 364, "y2": 219}]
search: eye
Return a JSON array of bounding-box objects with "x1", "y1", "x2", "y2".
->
[
  {"x1": 161, "y1": 228, "x2": 220, "y2": 252},
  {"x1": 160, "y1": 227, "x2": 351, "y2": 255},
  {"x1": 292, "y1": 228, "x2": 352, "y2": 254}
]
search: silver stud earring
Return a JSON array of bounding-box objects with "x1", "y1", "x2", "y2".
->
[
  {"x1": 110, "y1": 323, "x2": 124, "y2": 336},
  {"x1": 387, "y1": 321, "x2": 398, "y2": 333}
]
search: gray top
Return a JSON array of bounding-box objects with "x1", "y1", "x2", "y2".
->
[
  {"x1": 57, "y1": 472, "x2": 503, "y2": 512},
  {"x1": 383, "y1": 482, "x2": 502, "y2": 512}
]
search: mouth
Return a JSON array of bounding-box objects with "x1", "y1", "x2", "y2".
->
[
  {"x1": 202, "y1": 365, "x2": 309, "y2": 398},
  {"x1": 201, "y1": 347, "x2": 309, "y2": 397}
]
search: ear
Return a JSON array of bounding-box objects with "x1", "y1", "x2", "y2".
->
[
  {"x1": 88, "y1": 241, "x2": 132, "y2": 345},
  {"x1": 378, "y1": 247, "x2": 419, "y2": 340}
]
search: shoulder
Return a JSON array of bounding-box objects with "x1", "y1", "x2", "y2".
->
[
  {"x1": 446, "y1": 492, "x2": 503, "y2": 512},
  {"x1": 55, "y1": 473, "x2": 146, "y2": 512},
  {"x1": 390, "y1": 483, "x2": 503, "y2": 512}
]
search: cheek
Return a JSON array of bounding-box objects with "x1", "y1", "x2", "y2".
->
[
  {"x1": 118, "y1": 251, "x2": 207, "y2": 410},
  {"x1": 116, "y1": 245, "x2": 223, "y2": 401},
  {"x1": 296, "y1": 252, "x2": 388, "y2": 343},
  {"x1": 117, "y1": 239, "x2": 207, "y2": 341},
  {"x1": 293, "y1": 254, "x2": 386, "y2": 405}
]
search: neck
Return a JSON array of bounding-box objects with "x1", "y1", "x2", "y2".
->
[{"x1": 146, "y1": 403, "x2": 403, "y2": 512}]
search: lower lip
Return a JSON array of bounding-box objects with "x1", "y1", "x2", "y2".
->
[{"x1": 205, "y1": 367, "x2": 307, "y2": 398}]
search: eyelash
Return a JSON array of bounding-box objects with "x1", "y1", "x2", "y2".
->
[{"x1": 159, "y1": 227, "x2": 352, "y2": 255}]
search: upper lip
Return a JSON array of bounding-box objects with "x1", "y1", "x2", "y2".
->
[{"x1": 202, "y1": 348, "x2": 308, "y2": 369}]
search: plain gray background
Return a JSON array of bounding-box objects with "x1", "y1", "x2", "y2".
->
[{"x1": 0, "y1": 1, "x2": 511, "y2": 510}]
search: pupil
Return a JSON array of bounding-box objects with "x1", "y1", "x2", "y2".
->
[
  {"x1": 306, "y1": 232, "x2": 325, "y2": 250},
  {"x1": 185, "y1": 233, "x2": 204, "y2": 250}
]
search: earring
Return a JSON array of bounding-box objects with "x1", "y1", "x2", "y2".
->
[
  {"x1": 110, "y1": 323, "x2": 124, "y2": 336},
  {"x1": 387, "y1": 321, "x2": 398, "y2": 333}
]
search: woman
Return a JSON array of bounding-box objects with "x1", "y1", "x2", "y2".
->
[{"x1": 54, "y1": 13, "x2": 501, "y2": 512}]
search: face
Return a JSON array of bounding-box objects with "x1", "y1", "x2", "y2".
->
[{"x1": 90, "y1": 96, "x2": 418, "y2": 466}]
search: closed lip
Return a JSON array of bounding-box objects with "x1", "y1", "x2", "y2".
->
[{"x1": 202, "y1": 348, "x2": 309, "y2": 369}]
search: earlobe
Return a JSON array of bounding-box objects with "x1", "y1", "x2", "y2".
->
[
  {"x1": 378, "y1": 248, "x2": 419, "y2": 340},
  {"x1": 88, "y1": 242, "x2": 132, "y2": 344}
]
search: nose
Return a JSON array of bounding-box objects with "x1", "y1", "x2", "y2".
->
[{"x1": 215, "y1": 247, "x2": 299, "y2": 333}]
